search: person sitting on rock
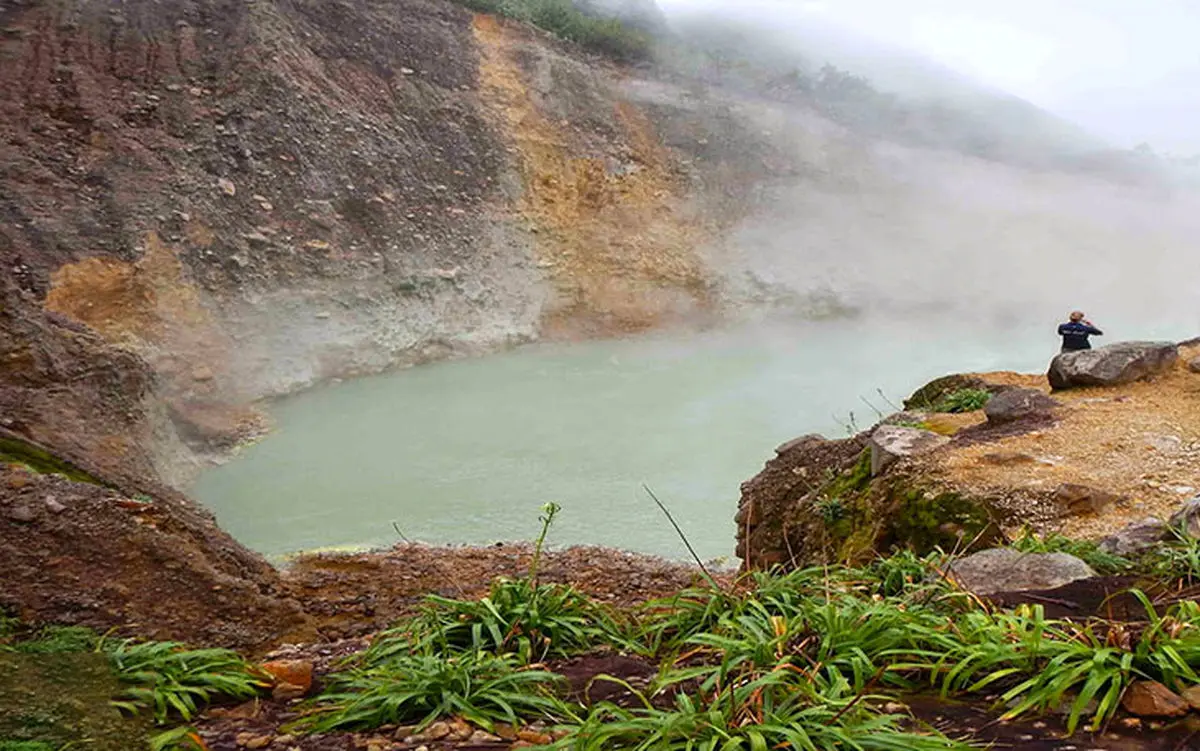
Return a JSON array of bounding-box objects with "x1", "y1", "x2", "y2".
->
[{"x1": 1058, "y1": 311, "x2": 1103, "y2": 351}]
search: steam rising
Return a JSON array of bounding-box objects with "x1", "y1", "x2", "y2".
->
[{"x1": 647, "y1": 3, "x2": 1200, "y2": 338}]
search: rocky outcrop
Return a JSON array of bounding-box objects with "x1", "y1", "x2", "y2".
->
[
  {"x1": 868, "y1": 426, "x2": 949, "y2": 476},
  {"x1": 736, "y1": 428, "x2": 999, "y2": 570},
  {"x1": 0, "y1": 279, "x2": 308, "y2": 648},
  {"x1": 1098, "y1": 517, "x2": 1170, "y2": 557},
  {"x1": 736, "y1": 358, "x2": 1200, "y2": 570},
  {"x1": 1168, "y1": 498, "x2": 1200, "y2": 537},
  {"x1": 1047, "y1": 341, "x2": 1179, "y2": 390},
  {"x1": 1, "y1": 0, "x2": 789, "y2": 474},
  {"x1": 0, "y1": 465, "x2": 312, "y2": 650},
  {"x1": 947, "y1": 548, "x2": 1096, "y2": 595}
]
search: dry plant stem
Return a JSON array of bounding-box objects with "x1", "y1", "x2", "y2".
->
[
  {"x1": 392, "y1": 521, "x2": 468, "y2": 598},
  {"x1": 642, "y1": 484, "x2": 722, "y2": 591}
]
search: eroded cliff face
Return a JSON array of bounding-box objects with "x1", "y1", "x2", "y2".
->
[
  {"x1": 0, "y1": 0, "x2": 775, "y2": 641},
  {"x1": 1, "y1": 0, "x2": 775, "y2": 477}
]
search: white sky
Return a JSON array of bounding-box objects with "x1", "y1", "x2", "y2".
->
[{"x1": 658, "y1": 0, "x2": 1200, "y2": 153}]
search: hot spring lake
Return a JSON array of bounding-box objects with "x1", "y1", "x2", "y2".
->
[{"x1": 192, "y1": 319, "x2": 1190, "y2": 562}]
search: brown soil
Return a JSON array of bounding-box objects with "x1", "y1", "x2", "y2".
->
[
  {"x1": 987, "y1": 575, "x2": 1160, "y2": 620},
  {"x1": 283, "y1": 542, "x2": 730, "y2": 641},
  {"x1": 907, "y1": 695, "x2": 1200, "y2": 751},
  {"x1": 0, "y1": 464, "x2": 313, "y2": 651},
  {"x1": 933, "y1": 348, "x2": 1200, "y2": 541}
]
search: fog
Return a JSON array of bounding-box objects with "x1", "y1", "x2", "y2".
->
[
  {"x1": 632, "y1": 0, "x2": 1200, "y2": 339},
  {"x1": 657, "y1": 0, "x2": 1200, "y2": 155}
]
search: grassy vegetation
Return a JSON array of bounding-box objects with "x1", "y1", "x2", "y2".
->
[
  {"x1": 932, "y1": 388, "x2": 992, "y2": 413},
  {"x1": 0, "y1": 619, "x2": 265, "y2": 750},
  {"x1": 454, "y1": 0, "x2": 653, "y2": 61},
  {"x1": 0, "y1": 436, "x2": 103, "y2": 485},
  {"x1": 10, "y1": 505, "x2": 1200, "y2": 748},
  {"x1": 1149, "y1": 526, "x2": 1200, "y2": 583},
  {"x1": 1010, "y1": 527, "x2": 1134, "y2": 575},
  {"x1": 299, "y1": 653, "x2": 565, "y2": 733},
  {"x1": 287, "y1": 506, "x2": 1200, "y2": 745}
]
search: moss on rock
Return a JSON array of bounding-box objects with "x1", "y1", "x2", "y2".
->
[
  {"x1": 0, "y1": 436, "x2": 102, "y2": 485},
  {"x1": 887, "y1": 486, "x2": 1000, "y2": 553},
  {"x1": 0, "y1": 652, "x2": 149, "y2": 751}
]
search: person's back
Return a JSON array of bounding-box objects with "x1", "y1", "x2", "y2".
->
[{"x1": 1058, "y1": 311, "x2": 1102, "y2": 351}]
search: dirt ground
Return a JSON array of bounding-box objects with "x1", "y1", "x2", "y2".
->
[
  {"x1": 929, "y1": 346, "x2": 1200, "y2": 541},
  {"x1": 283, "y1": 542, "x2": 731, "y2": 641}
]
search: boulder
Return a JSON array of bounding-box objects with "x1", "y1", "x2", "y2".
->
[
  {"x1": 1188, "y1": 355, "x2": 1200, "y2": 373},
  {"x1": 1180, "y1": 685, "x2": 1200, "y2": 712},
  {"x1": 1051, "y1": 483, "x2": 1125, "y2": 517},
  {"x1": 1168, "y1": 498, "x2": 1200, "y2": 538},
  {"x1": 868, "y1": 425, "x2": 950, "y2": 476},
  {"x1": 1047, "y1": 341, "x2": 1178, "y2": 391},
  {"x1": 261, "y1": 658, "x2": 314, "y2": 700},
  {"x1": 947, "y1": 548, "x2": 1096, "y2": 595},
  {"x1": 983, "y1": 388, "x2": 1059, "y2": 425},
  {"x1": 1098, "y1": 517, "x2": 1170, "y2": 557},
  {"x1": 904, "y1": 374, "x2": 995, "y2": 410},
  {"x1": 1121, "y1": 680, "x2": 1189, "y2": 718}
]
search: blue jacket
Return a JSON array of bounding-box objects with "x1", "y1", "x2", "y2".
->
[{"x1": 1058, "y1": 321, "x2": 1103, "y2": 351}]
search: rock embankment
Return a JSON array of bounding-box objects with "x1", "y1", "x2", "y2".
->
[{"x1": 737, "y1": 339, "x2": 1200, "y2": 569}]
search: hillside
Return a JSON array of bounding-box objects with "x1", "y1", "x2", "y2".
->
[{"x1": 3, "y1": 0, "x2": 1198, "y2": 655}]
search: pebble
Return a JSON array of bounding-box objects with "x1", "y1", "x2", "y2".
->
[
  {"x1": 44, "y1": 497, "x2": 66, "y2": 514},
  {"x1": 405, "y1": 721, "x2": 451, "y2": 743}
]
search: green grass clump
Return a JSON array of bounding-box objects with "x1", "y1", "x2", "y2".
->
[
  {"x1": 931, "y1": 593, "x2": 1200, "y2": 733},
  {"x1": 415, "y1": 578, "x2": 629, "y2": 661},
  {"x1": 932, "y1": 388, "x2": 991, "y2": 413},
  {"x1": 0, "y1": 618, "x2": 267, "y2": 747},
  {"x1": 295, "y1": 652, "x2": 566, "y2": 733},
  {"x1": 454, "y1": 0, "x2": 652, "y2": 61},
  {"x1": 1010, "y1": 527, "x2": 1133, "y2": 575},
  {"x1": 8, "y1": 626, "x2": 99, "y2": 655},
  {"x1": 554, "y1": 670, "x2": 967, "y2": 751},
  {"x1": 105, "y1": 640, "x2": 268, "y2": 724},
  {"x1": 1148, "y1": 528, "x2": 1200, "y2": 583},
  {"x1": 291, "y1": 537, "x2": 1200, "y2": 745}
]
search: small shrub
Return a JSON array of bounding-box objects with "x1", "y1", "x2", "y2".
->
[
  {"x1": 105, "y1": 641, "x2": 267, "y2": 724},
  {"x1": 297, "y1": 652, "x2": 567, "y2": 733},
  {"x1": 1149, "y1": 528, "x2": 1200, "y2": 583},
  {"x1": 933, "y1": 388, "x2": 991, "y2": 413},
  {"x1": 1010, "y1": 527, "x2": 1133, "y2": 575},
  {"x1": 412, "y1": 578, "x2": 629, "y2": 662},
  {"x1": 455, "y1": 0, "x2": 653, "y2": 61},
  {"x1": 868, "y1": 549, "x2": 950, "y2": 597},
  {"x1": 815, "y1": 496, "x2": 846, "y2": 525}
]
